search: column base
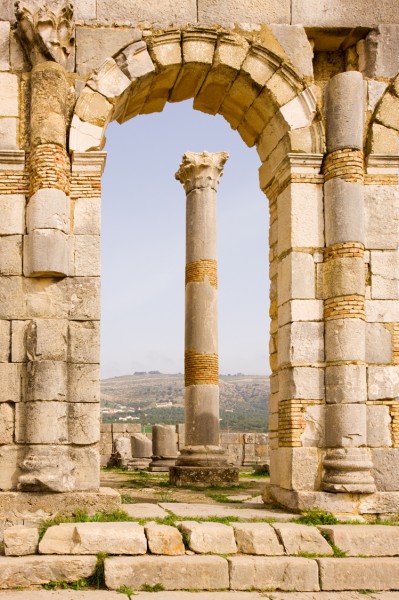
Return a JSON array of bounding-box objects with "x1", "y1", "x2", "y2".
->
[
  {"x1": 322, "y1": 448, "x2": 376, "y2": 494},
  {"x1": 175, "y1": 445, "x2": 228, "y2": 467},
  {"x1": 169, "y1": 465, "x2": 239, "y2": 487},
  {"x1": 149, "y1": 457, "x2": 178, "y2": 472}
]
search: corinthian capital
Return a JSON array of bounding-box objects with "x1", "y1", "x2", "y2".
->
[
  {"x1": 176, "y1": 151, "x2": 229, "y2": 193},
  {"x1": 15, "y1": 0, "x2": 74, "y2": 70}
]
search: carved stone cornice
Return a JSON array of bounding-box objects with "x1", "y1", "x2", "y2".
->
[
  {"x1": 15, "y1": 0, "x2": 75, "y2": 70},
  {"x1": 175, "y1": 151, "x2": 229, "y2": 193}
]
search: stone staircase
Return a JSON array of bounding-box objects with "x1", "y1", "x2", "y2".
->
[{"x1": 1, "y1": 504, "x2": 399, "y2": 593}]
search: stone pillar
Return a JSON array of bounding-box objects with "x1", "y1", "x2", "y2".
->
[
  {"x1": 129, "y1": 433, "x2": 152, "y2": 470},
  {"x1": 322, "y1": 72, "x2": 375, "y2": 493},
  {"x1": 170, "y1": 151, "x2": 239, "y2": 486},
  {"x1": 149, "y1": 425, "x2": 178, "y2": 472}
]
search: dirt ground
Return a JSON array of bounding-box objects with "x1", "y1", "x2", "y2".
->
[{"x1": 100, "y1": 468, "x2": 268, "y2": 505}]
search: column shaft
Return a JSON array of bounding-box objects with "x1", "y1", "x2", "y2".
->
[{"x1": 322, "y1": 71, "x2": 375, "y2": 493}]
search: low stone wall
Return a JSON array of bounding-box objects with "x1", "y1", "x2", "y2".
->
[{"x1": 100, "y1": 422, "x2": 269, "y2": 469}]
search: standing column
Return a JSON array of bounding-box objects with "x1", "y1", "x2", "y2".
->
[
  {"x1": 322, "y1": 72, "x2": 375, "y2": 493},
  {"x1": 170, "y1": 151, "x2": 239, "y2": 486}
]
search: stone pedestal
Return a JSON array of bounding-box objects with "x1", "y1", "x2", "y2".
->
[
  {"x1": 127, "y1": 433, "x2": 152, "y2": 470},
  {"x1": 172, "y1": 151, "x2": 239, "y2": 486},
  {"x1": 149, "y1": 425, "x2": 178, "y2": 472}
]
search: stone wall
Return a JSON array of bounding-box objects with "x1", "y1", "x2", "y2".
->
[{"x1": 100, "y1": 422, "x2": 269, "y2": 469}]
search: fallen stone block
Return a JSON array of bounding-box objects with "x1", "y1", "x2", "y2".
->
[
  {"x1": 273, "y1": 523, "x2": 333, "y2": 556},
  {"x1": 179, "y1": 521, "x2": 237, "y2": 554},
  {"x1": 232, "y1": 522, "x2": 284, "y2": 555},
  {"x1": 3, "y1": 525, "x2": 38, "y2": 556},
  {"x1": 145, "y1": 523, "x2": 185, "y2": 555},
  {"x1": 104, "y1": 555, "x2": 229, "y2": 590},
  {"x1": 320, "y1": 525, "x2": 399, "y2": 557},
  {"x1": 0, "y1": 555, "x2": 96, "y2": 588},
  {"x1": 318, "y1": 557, "x2": 399, "y2": 590},
  {"x1": 39, "y1": 522, "x2": 147, "y2": 555},
  {"x1": 228, "y1": 555, "x2": 319, "y2": 591}
]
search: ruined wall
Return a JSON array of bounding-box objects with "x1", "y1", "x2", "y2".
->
[{"x1": 0, "y1": 0, "x2": 399, "y2": 514}]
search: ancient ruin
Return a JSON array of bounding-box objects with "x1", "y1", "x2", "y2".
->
[{"x1": 0, "y1": 0, "x2": 398, "y2": 520}]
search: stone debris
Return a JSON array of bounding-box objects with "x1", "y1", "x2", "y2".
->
[{"x1": 144, "y1": 523, "x2": 185, "y2": 555}]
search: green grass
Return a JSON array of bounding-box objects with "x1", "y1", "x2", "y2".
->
[
  {"x1": 38, "y1": 509, "x2": 135, "y2": 540},
  {"x1": 293, "y1": 508, "x2": 338, "y2": 526},
  {"x1": 141, "y1": 583, "x2": 165, "y2": 592},
  {"x1": 120, "y1": 494, "x2": 135, "y2": 504},
  {"x1": 42, "y1": 552, "x2": 108, "y2": 591},
  {"x1": 117, "y1": 585, "x2": 135, "y2": 595}
]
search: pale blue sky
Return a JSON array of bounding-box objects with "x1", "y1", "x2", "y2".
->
[{"x1": 101, "y1": 100, "x2": 270, "y2": 378}]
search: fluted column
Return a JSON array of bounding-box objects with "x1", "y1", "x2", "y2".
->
[
  {"x1": 322, "y1": 72, "x2": 375, "y2": 493},
  {"x1": 170, "y1": 151, "x2": 238, "y2": 486}
]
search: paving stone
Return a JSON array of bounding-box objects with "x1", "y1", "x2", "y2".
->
[
  {"x1": 145, "y1": 523, "x2": 185, "y2": 555},
  {"x1": 232, "y1": 522, "x2": 284, "y2": 555},
  {"x1": 320, "y1": 525, "x2": 399, "y2": 557},
  {"x1": 318, "y1": 557, "x2": 399, "y2": 591},
  {"x1": 0, "y1": 593, "x2": 124, "y2": 599},
  {"x1": 104, "y1": 555, "x2": 229, "y2": 591},
  {"x1": 228, "y1": 555, "x2": 319, "y2": 591},
  {"x1": 273, "y1": 523, "x2": 333, "y2": 556},
  {"x1": 179, "y1": 521, "x2": 237, "y2": 554},
  {"x1": 3, "y1": 525, "x2": 38, "y2": 556},
  {"x1": 39, "y1": 522, "x2": 147, "y2": 555},
  {"x1": 123, "y1": 503, "x2": 169, "y2": 519},
  {"x1": 160, "y1": 502, "x2": 296, "y2": 521},
  {"x1": 0, "y1": 555, "x2": 97, "y2": 588}
]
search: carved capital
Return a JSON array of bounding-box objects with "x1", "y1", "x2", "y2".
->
[
  {"x1": 176, "y1": 151, "x2": 229, "y2": 193},
  {"x1": 15, "y1": 0, "x2": 74, "y2": 70}
]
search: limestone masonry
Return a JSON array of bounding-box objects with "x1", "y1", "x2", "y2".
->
[{"x1": 0, "y1": 0, "x2": 398, "y2": 516}]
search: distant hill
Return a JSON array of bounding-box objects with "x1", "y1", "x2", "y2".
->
[{"x1": 101, "y1": 373, "x2": 269, "y2": 432}]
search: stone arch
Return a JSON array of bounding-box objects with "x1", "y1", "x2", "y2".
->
[
  {"x1": 366, "y1": 73, "x2": 399, "y2": 157},
  {"x1": 69, "y1": 27, "x2": 325, "y2": 166}
]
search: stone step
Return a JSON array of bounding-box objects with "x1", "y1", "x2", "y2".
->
[{"x1": 0, "y1": 593, "x2": 397, "y2": 600}]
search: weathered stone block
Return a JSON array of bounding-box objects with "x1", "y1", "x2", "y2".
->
[
  {"x1": 370, "y1": 251, "x2": 399, "y2": 300},
  {"x1": 278, "y1": 252, "x2": 315, "y2": 306},
  {"x1": 0, "y1": 277, "x2": 24, "y2": 320},
  {"x1": 232, "y1": 522, "x2": 284, "y2": 555},
  {"x1": 197, "y1": 0, "x2": 290, "y2": 25},
  {"x1": 179, "y1": 521, "x2": 237, "y2": 554},
  {"x1": 367, "y1": 405, "x2": 392, "y2": 448},
  {"x1": 366, "y1": 323, "x2": 392, "y2": 364},
  {"x1": 0, "y1": 117, "x2": 18, "y2": 149},
  {"x1": 324, "y1": 405, "x2": 367, "y2": 448},
  {"x1": 0, "y1": 21, "x2": 10, "y2": 71},
  {"x1": 0, "y1": 320, "x2": 10, "y2": 362},
  {"x1": 74, "y1": 0, "x2": 97, "y2": 19},
  {"x1": 97, "y1": 0, "x2": 196, "y2": 24},
  {"x1": 24, "y1": 229, "x2": 69, "y2": 277},
  {"x1": 16, "y1": 401, "x2": 68, "y2": 444},
  {"x1": 0, "y1": 73, "x2": 18, "y2": 117},
  {"x1": 228, "y1": 555, "x2": 319, "y2": 591},
  {"x1": 359, "y1": 25, "x2": 399, "y2": 78},
  {"x1": 69, "y1": 403, "x2": 100, "y2": 445},
  {"x1": 27, "y1": 189, "x2": 70, "y2": 234},
  {"x1": 74, "y1": 235, "x2": 100, "y2": 277},
  {"x1": 277, "y1": 184, "x2": 323, "y2": 255},
  {"x1": 0, "y1": 235, "x2": 22, "y2": 276},
  {"x1": 69, "y1": 115, "x2": 104, "y2": 152},
  {"x1": 0, "y1": 555, "x2": 97, "y2": 588},
  {"x1": 25, "y1": 360, "x2": 67, "y2": 402},
  {"x1": 0, "y1": 363, "x2": 21, "y2": 402},
  {"x1": 320, "y1": 524, "x2": 399, "y2": 557},
  {"x1": 145, "y1": 524, "x2": 185, "y2": 555},
  {"x1": 68, "y1": 364, "x2": 100, "y2": 403},
  {"x1": 279, "y1": 367, "x2": 324, "y2": 401},
  {"x1": 0, "y1": 445, "x2": 23, "y2": 490},
  {"x1": 270, "y1": 24, "x2": 313, "y2": 77},
  {"x1": 325, "y1": 365, "x2": 366, "y2": 404},
  {"x1": 0, "y1": 402, "x2": 14, "y2": 444},
  {"x1": 68, "y1": 320, "x2": 100, "y2": 364},
  {"x1": 105, "y1": 555, "x2": 229, "y2": 591},
  {"x1": 318, "y1": 557, "x2": 399, "y2": 591},
  {"x1": 301, "y1": 404, "x2": 324, "y2": 448},
  {"x1": 76, "y1": 27, "x2": 142, "y2": 77},
  {"x1": 25, "y1": 277, "x2": 100, "y2": 321},
  {"x1": 278, "y1": 322, "x2": 324, "y2": 366},
  {"x1": 372, "y1": 448, "x2": 399, "y2": 492},
  {"x1": 4, "y1": 526, "x2": 39, "y2": 556},
  {"x1": 87, "y1": 57, "x2": 131, "y2": 101},
  {"x1": 0, "y1": 196, "x2": 25, "y2": 235},
  {"x1": 40, "y1": 521, "x2": 147, "y2": 555},
  {"x1": 368, "y1": 366, "x2": 399, "y2": 400},
  {"x1": 26, "y1": 319, "x2": 68, "y2": 362},
  {"x1": 322, "y1": 257, "x2": 365, "y2": 300},
  {"x1": 273, "y1": 523, "x2": 333, "y2": 556},
  {"x1": 278, "y1": 299, "x2": 323, "y2": 327},
  {"x1": 271, "y1": 447, "x2": 320, "y2": 492},
  {"x1": 325, "y1": 319, "x2": 365, "y2": 362},
  {"x1": 74, "y1": 198, "x2": 101, "y2": 235},
  {"x1": 365, "y1": 186, "x2": 399, "y2": 250},
  {"x1": 292, "y1": 0, "x2": 399, "y2": 27},
  {"x1": 69, "y1": 445, "x2": 100, "y2": 491}
]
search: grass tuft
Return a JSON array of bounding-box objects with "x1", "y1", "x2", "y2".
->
[
  {"x1": 293, "y1": 508, "x2": 338, "y2": 526},
  {"x1": 141, "y1": 583, "x2": 165, "y2": 592}
]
